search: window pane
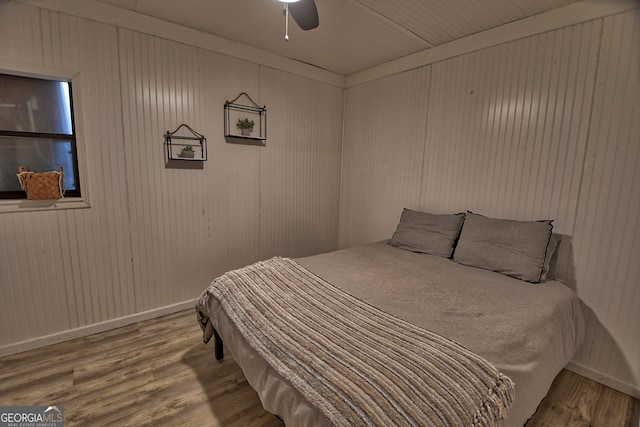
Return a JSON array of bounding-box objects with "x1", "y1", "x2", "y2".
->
[
  {"x1": 0, "y1": 73, "x2": 73, "y2": 135},
  {"x1": 0, "y1": 136, "x2": 78, "y2": 192}
]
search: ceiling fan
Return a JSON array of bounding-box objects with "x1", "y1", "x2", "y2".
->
[{"x1": 279, "y1": 0, "x2": 319, "y2": 41}]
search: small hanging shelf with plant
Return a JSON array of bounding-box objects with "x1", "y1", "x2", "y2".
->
[
  {"x1": 164, "y1": 123, "x2": 207, "y2": 162},
  {"x1": 224, "y1": 92, "x2": 266, "y2": 145}
]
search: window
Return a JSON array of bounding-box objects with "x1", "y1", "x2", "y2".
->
[{"x1": 0, "y1": 72, "x2": 81, "y2": 199}]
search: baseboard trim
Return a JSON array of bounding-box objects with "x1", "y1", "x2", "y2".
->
[
  {"x1": 0, "y1": 299, "x2": 197, "y2": 358},
  {"x1": 566, "y1": 361, "x2": 640, "y2": 399}
]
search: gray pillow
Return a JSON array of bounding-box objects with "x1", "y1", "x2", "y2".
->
[
  {"x1": 389, "y1": 209, "x2": 465, "y2": 258},
  {"x1": 452, "y1": 212, "x2": 553, "y2": 283}
]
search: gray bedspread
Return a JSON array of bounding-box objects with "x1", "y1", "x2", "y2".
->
[{"x1": 197, "y1": 241, "x2": 584, "y2": 426}]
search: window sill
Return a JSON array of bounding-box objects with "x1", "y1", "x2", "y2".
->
[{"x1": 0, "y1": 197, "x2": 90, "y2": 214}]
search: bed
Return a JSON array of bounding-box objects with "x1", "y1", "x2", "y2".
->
[{"x1": 196, "y1": 210, "x2": 584, "y2": 426}]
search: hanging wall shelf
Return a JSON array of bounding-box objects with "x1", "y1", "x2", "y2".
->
[
  {"x1": 164, "y1": 123, "x2": 207, "y2": 162},
  {"x1": 224, "y1": 92, "x2": 267, "y2": 146}
]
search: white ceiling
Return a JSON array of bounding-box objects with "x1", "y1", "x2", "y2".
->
[{"x1": 94, "y1": 0, "x2": 581, "y2": 76}]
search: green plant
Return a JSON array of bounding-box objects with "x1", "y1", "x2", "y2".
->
[
  {"x1": 236, "y1": 118, "x2": 255, "y2": 130},
  {"x1": 182, "y1": 145, "x2": 193, "y2": 152}
]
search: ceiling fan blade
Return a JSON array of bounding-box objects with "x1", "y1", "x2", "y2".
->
[{"x1": 288, "y1": 0, "x2": 319, "y2": 30}]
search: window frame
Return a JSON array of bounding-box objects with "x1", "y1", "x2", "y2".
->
[{"x1": 0, "y1": 61, "x2": 89, "y2": 213}]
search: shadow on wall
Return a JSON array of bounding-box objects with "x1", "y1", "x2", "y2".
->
[
  {"x1": 554, "y1": 235, "x2": 637, "y2": 395},
  {"x1": 165, "y1": 159, "x2": 204, "y2": 169},
  {"x1": 575, "y1": 303, "x2": 638, "y2": 393},
  {"x1": 549, "y1": 233, "x2": 576, "y2": 290}
]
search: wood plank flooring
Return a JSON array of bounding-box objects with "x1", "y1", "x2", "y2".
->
[
  {"x1": 0, "y1": 309, "x2": 638, "y2": 426},
  {"x1": 526, "y1": 369, "x2": 640, "y2": 427}
]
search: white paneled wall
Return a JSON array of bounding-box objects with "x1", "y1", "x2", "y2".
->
[
  {"x1": 421, "y1": 20, "x2": 601, "y2": 231},
  {"x1": 117, "y1": 29, "x2": 264, "y2": 311},
  {"x1": 339, "y1": 67, "x2": 431, "y2": 247},
  {"x1": 0, "y1": 2, "x2": 343, "y2": 352},
  {"x1": 259, "y1": 67, "x2": 343, "y2": 259},
  {"x1": 339, "y1": 10, "x2": 640, "y2": 397},
  {"x1": 571, "y1": 9, "x2": 640, "y2": 393},
  {"x1": 0, "y1": 3, "x2": 135, "y2": 345}
]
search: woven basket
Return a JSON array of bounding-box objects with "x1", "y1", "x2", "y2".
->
[{"x1": 17, "y1": 166, "x2": 64, "y2": 200}]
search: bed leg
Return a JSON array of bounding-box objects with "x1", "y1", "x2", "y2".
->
[{"x1": 213, "y1": 328, "x2": 224, "y2": 360}]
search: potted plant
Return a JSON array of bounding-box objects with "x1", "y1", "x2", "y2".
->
[
  {"x1": 236, "y1": 118, "x2": 255, "y2": 136},
  {"x1": 179, "y1": 145, "x2": 195, "y2": 158}
]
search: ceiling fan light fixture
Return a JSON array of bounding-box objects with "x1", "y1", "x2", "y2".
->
[{"x1": 278, "y1": 0, "x2": 319, "y2": 42}]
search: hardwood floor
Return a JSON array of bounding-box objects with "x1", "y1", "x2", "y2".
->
[
  {"x1": 0, "y1": 309, "x2": 637, "y2": 426},
  {"x1": 526, "y1": 370, "x2": 640, "y2": 427}
]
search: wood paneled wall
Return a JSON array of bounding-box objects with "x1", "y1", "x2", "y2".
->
[
  {"x1": 339, "y1": 9, "x2": 640, "y2": 398},
  {"x1": 0, "y1": 2, "x2": 343, "y2": 352}
]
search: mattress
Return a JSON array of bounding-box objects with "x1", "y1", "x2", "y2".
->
[{"x1": 197, "y1": 241, "x2": 584, "y2": 426}]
